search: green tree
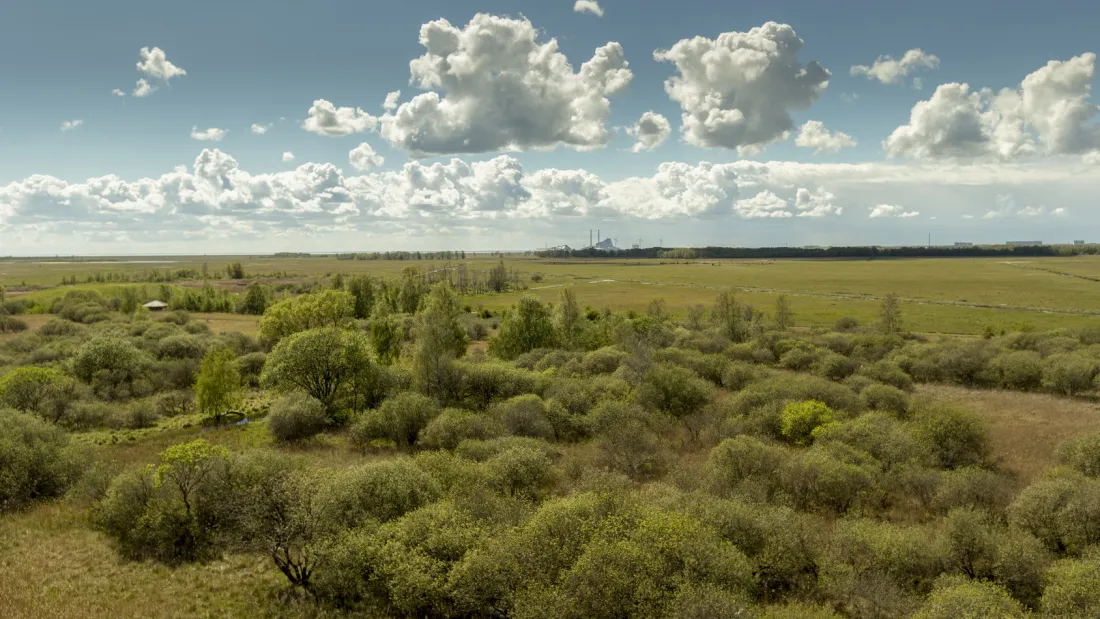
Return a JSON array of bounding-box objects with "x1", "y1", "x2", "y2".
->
[
  {"x1": 398, "y1": 267, "x2": 423, "y2": 313},
  {"x1": 262, "y1": 327, "x2": 373, "y2": 415},
  {"x1": 239, "y1": 282, "x2": 271, "y2": 315},
  {"x1": 330, "y1": 272, "x2": 344, "y2": 290},
  {"x1": 0, "y1": 408, "x2": 84, "y2": 512},
  {"x1": 346, "y1": 274, "x2": 375, "y2": 319},
  {"x1": 119, "y1": 287, "x2": 142, "y2": 314},
  {"x1": 195, "y1": 348, "x2": 241, "y2": 423},
  {"x1": 0, "y1": 285, "x2": 5, "y2": 303},
  {"x1": 226, "y1": 262, "x2": 246, "y2": 279},
  {"x1": 259, "y1": 290, "x2": 354, "y2": 341},
  {"x1": 0, "y1": 367, "x2": 78, "y2": 423},
  {"x1": 712, "y1": 290, "x2": 745, "y2": 342},
  {"x1": 774, "y1": 295, "x2": 794, "y2": 330},
  {"x1": 488, "y1": 259, "x2": 509, "y2": 292},
  {"x1": 879, "y1": 293, "x2": 903, "y2": 334},
  {"x1": 489, "y1": 296, "x2": 556, "y2": 360},
  {"x1": 780, "y1": 400, "x2": 835, "y2": 446},
  {"x1": 553, "y1": 287, "x2": 584, "y2": 349},
  {"x1": 370, "y1": 302, "x2": 401, "y2": 365},
  {"x1": 411, "y1": 282, "x2": 467, "y2": 402}
]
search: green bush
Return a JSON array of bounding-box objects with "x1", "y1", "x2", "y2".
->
[
  {"x1": 1008, "y1": 472, "x2": 1100, "y2": 554},
  {"x1": 813, "y1": 412, "x2": 925, "y2": 472},
  {"x1": 492, "y1": 394, "x2": 554, "y2": 440},
  {"x1": 729, "y1": 374, "x2": 860, "y2": 417},
  {"x1": 857, "y1": 360, "x2": 914, "y2": 391},
  {"x1": 0, "y1": 408, "x2": 85, "y2": 511},
  {"x1": 931, "y1": 466, "x2": 1014, "y2": 514},
  {"x1": 988, "y1": 350, "x2": 1044, "y2": 391},
  {"x1": 0, "y1": 366, "x2": 80, "y2": 422},
  {"x1": 460, "y1": 361, "x2": 538, "y2": 409},
  {"x1": 911, "y1": 404, "x2": 988, "y2": 470},
  {"x1": 236, "y1": 352, "x2": 267, "y2": 388},
  {"x1": 1040, "y1": 552, "x2": 1100, "y2": 616},
  {"x1": 780, "y1": 400, "x2": 835, "y2": 446},
  {"x1": 315, "y1": 458, "x2": 441, "y2": 528},
  {"x1": 859, "y1": 383, "x2": 910, "y2": 417},
  {"x1": 708, "y1": 435, "x2": 787, "y2": 499},
  {"x1": 350, "y1": 391, "x2": 439, "y2": 450},
  {"x1": 814, "y1": 352, "x2": 856, "y2": 381},
  {"x1": 590, "y1": 402, "x2": 670, "y2": 480},
  {"x1": 635, "y1": 362, "x2": 713, "y2": 419},
  {"x1": 0, "y1": 315, "x2": 28, "y2": 333},
  {"x1": 155, "y1": 334, "x2": 207, "y2": 360},
  {"x1": 1058, "y1": 431, "x2": 1100, "y2": 478},
  {"x1": 267, "y1": 392, "x2": 327, "y2": 443},
  {"x1": 781, "y1": 447, "x2": 876, "y2": 513},
  {"x1": 720, "y1": 361, "x2": 758, "y2": 391},
  {"x1": 417, "y1": 408, "x2": 505, "y2": 450},
  {"x1": 778, "y1": 347, "x2": 819, "y2": 372},
  {"x1": 580, "y1": 347, "x2": 628, "y2": 375},
  {"x1": 39, "y1": 318, "x2": 84, "y2": 337},
  {"x1": 911, "y1": 576, "x2": 1026, "y2": 619},
  {"x1": 484, "y1": 445, "x2": 554, "y2": 500},
  {"x1": 1043, "y1": 353, "x2": 1098, "y2": 395}
]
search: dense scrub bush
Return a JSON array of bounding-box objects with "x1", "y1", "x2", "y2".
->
[
  {"x1": 71, "y1": 337, "x2": 150, "y2": 399},
  {"x1": 1008, "y1": 471, "x2": 1100, "y2": 554},
  {"x1": 1043, "y1": 352, "x2": 1098, "y2": 395},
  {"x1": 1056, "y1": 430, "x2": 1100, "y2": 478},
  {"x1": 0, "y1": 408, "x2": 85, "y2": 511},
  {"x1": 931, "y1": 466, "x2": 1014, "y2": 514},
  {"x1": 0, "y1": 366, "x2": 81, "y2": 422},
  {"x1": 0, "y1": 315, "x2": 28, "y2": 333},
  {"x1": 780, "y1": 447, "x2": 876, "y2": 513},
  {"x1": 580, "y1": 346, "x2": 628, "y2": 375},
  {"x1": 910, "y1": 576, "x2": 1026, "y2": 618},
  {"x1": 855, "y1": 360, "x2": 913, "y2": 391},
  {"x1": 813, "y1": 412, "x2": 924, "y2": 473},
  {"x1": 39, "y1": 318, "x2": 83, "y2": 337},
  {"x1": 652, "y1": 348, "x2": 728, "y2": 385},
  {"x1": 351, "y1": 391, "x2": 439, "y2": 449},
  {"x1": 590, "y1": 402, "x2": 670, "y2": 480},
  {"x1": 814, "y1": 352, "x2": 856, "y2": 381},
  {"x1": 729, "y1": 374, "x2": 860, "y2": 417},
  {"x1": 156, "y1": 334, "x2": 207, "y2": 360},
  {"x1": 64, "y1": 400, "x2": 114, "y2": 429},
  {"x1": 316, "y1": 459, "x2": 441, "y2": 527},
  {"x1": 156, "y1": 389, "x2": 194, "y2": 418},
  {"x1": 708, "y1": 435, "x2": 787, "y2": 500},
  {"x1": 492, "y1": 394, "x2": 554, "y2": 440},
  {"x1": 484, "y1": 445, "x2": 555, "y2": 500},
  {"x1": 720, "y1": 361, "x2": 758, "y2": 391},
  {"x1": 95, "y1": 440, "x2": 233, "y2": 563},
  {"x1": 778, "y1": 347, "x2": 820, "y2": 372},
  {"x1": 859, "y1": 383, "x2": 910, "y2": 417},
  {"x1": 236, "y1": 351, "x2": 267, "y2": 388},
  {"x1": 780, "y1": 400, "x2": 835, "y2": 446},
  {"x1": 835, "y1": 316, "x2": 860, "y2": 332},
  {"x1": 635, "y1": 362, "x2": 713, "y2": 419},
  {"x1": 911, "y1": 404, "x2": 988, "y2": 470},
  {"x1": 988, "y1": 350, "x2": 1044, "y2": 391},
  {"x1": 1040, "y1": 552, "x2": 1100, "y2": 616},
  {"x1": 418, "y1": 408, "x2": 505, "y2": 450},
  {"x1": 459, "y1": 361, "x2": 538, "y2": 409},
  {"x1": 267, "y1": 392, "x2": 327, "y2": 443}
]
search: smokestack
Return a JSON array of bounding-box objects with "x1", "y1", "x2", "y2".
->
[
  {"x1": 590, "y1": 229, "x2": 592, "y2": 248},
  {"x1": 598, "y1": 229, "x2": 600, "y2": 243}
]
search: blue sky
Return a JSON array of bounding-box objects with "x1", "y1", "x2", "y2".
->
[{"x1": 1, "y1": 0, "x2": 1098, "y2": 254}]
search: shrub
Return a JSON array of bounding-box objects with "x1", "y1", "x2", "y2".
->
[
  {"x1": 0, "y1": 315, "x2": 28, "y2": 333},
  {"x1": 1008, "y1": 472, "x2": 1100, "y2": 554},
  {"x1": 492, "y1": 394, "x2": 554, "y2": 440},
  {"x1": 708, "y1": 435, "x2": 787, "y2": 499},
  {"x1": 454, "y1": 436, "x2": 554, "y2": 463},
  {"x1": 156, "y1": 390, "x2": 194, "y2": 418},
  {"x1": 64, "y1": 400, "x2": 114, "y2": 430},
  {"x1": 911, "y1": 404, "x2": 988, "y2": 470},
  {"x1": 484, "y1": 445, "x2": 554, "y2": 500},
  {"x1": 590, "y1": 401, "x2": 670, "y2": 480},
  {"x1": 350, "y1": 391, "x2": 439, "y2": 450},
  {"x1": 814, "y1": 352, "x2": 856, "y2": 381},
  {"x1": 0, "y1": 366, "x2": 80, "y2": 422},
  {"x1": 316, "y1": 459, "x2": 441, "y2": 528},
  {"x1": 931, "y1": 466, "x2": 1014, "y2": 514},
  {"x1": 988, "y1": 350, "x2": 1044, "y2": 391},
  {"x1": 71, "y1": 337, "x2": 149, "y2": 398},
  {"x1": 236, "y1": 352, "x2": 267, "y2": 388},
  {"x1": 842, "y1": 374, "x2": 876, "y2": 394},
  {"x1": 581, "y1": 347, "x2": 628, "y2": 375},
  {"x1": 859, "y1": 383, "x2": 910, "y2": 417},
  {"x1": 813, "y1": 412, "x2": 924, "y2": 472},
  {"x1": 835, "y1": 317, "x2": 860, "y2": 332},
  {"x1": 156, "y1": 334, "x2": 207, "y2": 360},
  {"x1": 721, "y1": 361, "x2": 758, "y2": 391},
  {"x1": 0, "y1": 408, "x2": 85, "y2": 511},
  {"x1": 911, "y1": 576, "x2": 1026, "y2": 619},
  {"x1": 1043, "y1": 353, "x2": 1097, "y2": 395},
  {"x1": 417, "y1": 408, "x2": 505, "y2": 451},
  {"x1": 1057, "y1": 431, "x2": 1100, "y2": 478},
  {"x1": 460, "y1": 361, "x2": 538, "y2": 409},
  {"x1": 729, "y1": 374, "x2": 860, "y2": 417},
  {"x1": 635, "y1": 363, "x2": 713, "y2": 419},
  {"x1": 780, "y1": 400, "x2": 835, "y2": 446},
  {"x1": 1040, "y1": 553, "x2": 1100, "y2": 616},
  {"x1": 778, "y1": 347, "x2": 819, "y2": 372},
  {"x1": 857, "y1": 360, "x2": 914, "y2": 391},
  {"x1": 993, "y1": 528, "x2": 1050, "y2": 609},
  {"x1": 781, "y1": 447, "x2": 875, "y2": 513},
  {"x1": 267, "y1": 392, "x2": 327, "y2": 443}
]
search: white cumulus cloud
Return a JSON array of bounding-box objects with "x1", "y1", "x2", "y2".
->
[
  {"x1": 60, "y1": 120, "x2": 83, "y2": 132},
  {"x1": 869, "y1": 204, "x2": 920, "y2": 218},
  {"x1": 251, "y1": 123, "x2": 273, "y2": 135},
  {"x1": 795, "y1": 120, "x2": 857, "y2": 154},
  {"x1": 191, "y1": 126, "x2": 226, "y2": 142},
  {"x1": 111, "y1": 89, "x2": 126, "y2": 97},
  {"x1": 654, "y1": 22, "x2": 830, "y2": 155},
  {"x1": 735, "y1": 190, "x2": 792, "y2": 219},
  {"x1": 282, "y1": 152, "x2": 295, "y2": 162},
  {"x1": 794, "y1": 187, "x2": 842, "y2": 217},
  {"x1": 132, "y1": 79, "x2": 156, "y2": 98},
  {"x1": 303, "y1": 99, "x2": 378, "y2": 136},
  {"x1": 383, "y1": 91, "x2": 401, "y2": 112},
  {"x1": 886, "y1": 53, "x2": 1100, "y2": 161},
  {"x1": 1084, "y1": 151, "x2": 1100, "y2": 164},
  {"x1": 136, "y1": 47, "x2": 187, "y2": 81},
  {"x1": 349, "y1": 143, "x2": 384, "y2": 171},
  {"x1": 627, "y1": 111, "x2": 672, "y2": 152},
  {"x1": 377, "y1": 13, "x2": 631, "y2": 156},
  {"x1": 851, "y1": 49, "x2": 939, "y2": 86},
  {"x1": 574, "y1": 0, "x2": 604, "y2": 16}
]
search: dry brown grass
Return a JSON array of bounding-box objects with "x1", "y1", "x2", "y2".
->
[
  {"x1": 916, "y1": 384, "x2": 1100, "y2": 483},
  {"x1": 197, "y1": 312, "x2": 261, "y2": 336}
]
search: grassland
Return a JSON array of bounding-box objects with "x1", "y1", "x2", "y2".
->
[{"x1": 6, "y1": 254, "x2": 1100, "y2": 335}]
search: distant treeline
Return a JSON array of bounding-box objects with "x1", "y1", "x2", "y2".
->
[{"x1": 536, "y1": 244, "x2": 1100, "y2": 260}]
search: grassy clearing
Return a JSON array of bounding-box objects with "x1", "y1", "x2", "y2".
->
[{"x1": 916, "y1": 383, "x2": 1100, "y2": 484}]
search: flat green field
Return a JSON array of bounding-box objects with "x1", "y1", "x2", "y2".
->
[{"x1": 4, "y1": 254, "x2": 1100, "y2": 335}]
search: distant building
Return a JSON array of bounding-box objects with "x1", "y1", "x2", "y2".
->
[
  {"x1": 143, "y1": 300, "x2": 168, "y2": 311},
  {"x1": 954, "y1": 242, "x2": 974, "y2": 247},
  {"x1": 1075, "y1": 240, "x2": 1086, "y2": 246},
  {"x1": 1006, "y1": 241, "x2": 1043, "y2": 247},
  {"x1": 592, "y1": 238, "x2": 619, "y2": 251}
]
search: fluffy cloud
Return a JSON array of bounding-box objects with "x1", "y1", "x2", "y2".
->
[
  {"x1": 574, "y1": 1, "x2": 604, "y2": 16},
  {"x1": 886, "y1": 53, "x2": 1100, "y2": 161},
  {"x1": 654, "y1": 22, "x2": 829, "y2": 155},
  {"x1": 869, "y1": 204, "x2": 919, "y2": 218},
  {"x1": 795, "y1": 120, "x2": 857, "y2": 154},
  {"x1": 377, "y1": 14, "x2": 631, "y2": 156},
  {"x1": 251, "y1": 123, "x2": 272, "y2": 135},
  {"x1": 628, "y1": 112, "x2": 672, "y2": 152},
  {"x1": 349, "y1": 143, "x2": 384, "y2": 171},
  {"x1": 111, "y1": 89, "x2": 125, "y2": 97},
  {"x1": 734, "y1": 190, "x2": 792, "y2": 219},
  {"x1": 303, "y1": 99, "x2": 378, "y2": 136},
  {"x1": 132, "y1": 79, "x2": 156, "y2": 98},
  {"x1": 282, "y1": 152, "x2": 295, "y2": 162},
  {"x1": 1085, "y1": 151, "x2": 1100, "y2": 164},
  {"x1": 383, "y1": 91, "x2": 400, "y2": 112},
  {"x1": 136, "y1": 47, "x2": 186, "y2": 81},
  {"x1": 794, "y1": 187, "x2": 842, "y2": 217},
  {"x1": 982, "y1": 194, "x2": 1068, "y2": 219},
  {"x1": 851, "y1": 49, "x2": 939, "y2": 86},
  {"x1": 60, "y1": 120, "x2": 83, "y2": 132},
  {"x1": 191, "y1": 127, "x2": 226, "y2": 142}
]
